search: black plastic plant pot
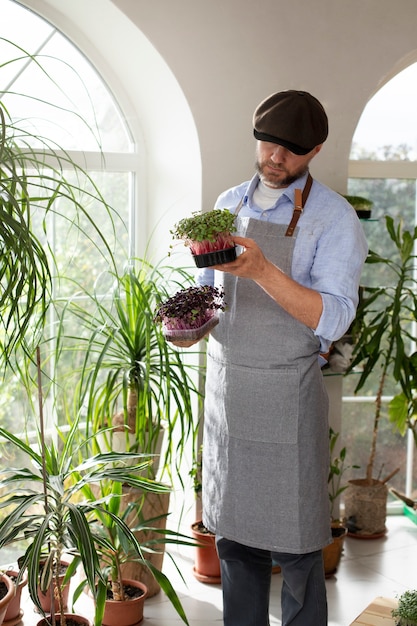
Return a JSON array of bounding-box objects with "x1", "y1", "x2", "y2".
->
[
  {"x1": 355, "y1": 209, "x2": 372, "y2": 219},
  {"x1": 192, "y1": 246, "x2": 236, "y2": 268}
]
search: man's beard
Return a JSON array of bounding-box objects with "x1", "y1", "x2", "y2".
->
[{"x1": 255, "y1": 160, "x2": 308, "y2": 188}]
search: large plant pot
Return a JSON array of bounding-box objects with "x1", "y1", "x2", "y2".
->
[
  {"x1": 120, "y1": 489, "x2": 170, "y2": 597},
  {"x1": 323, "y1": 524, "x2": 348, "y2": 577},
  {"x1": 102, "y1": 579, "x2": 148, "y2": 626},
  {"x1": 37, "y1": 560, "x2": 73, "y2": 614},
  {"x1": 96, "y1": 427, "x2": 165, "y2": 477},
  {"x1": 36, "y1": 614, "x2": 92, "y2": 626},
  {"x1": 3, "y1": 569, "x2": 27, "y2": 625},
  {"x1": 191, "y1": 521, "x2": 221, "y2": 584},
  {"x1": 344, "y1": 479, "x2": 388, "y2": 537},
  {"x1": 0, "y1": 574, "x2": 14, "y2": 626}
]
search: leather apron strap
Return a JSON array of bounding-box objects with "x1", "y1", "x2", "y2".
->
[{"x1": 285, "y1": 173, "x2": 313, "y2": 237}]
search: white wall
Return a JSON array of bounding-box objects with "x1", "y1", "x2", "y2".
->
[
  {"x1": 21, "y1": 0, "x2": 201, "y2": 260},
  {"x1": 22, "y1": 0, "x2": 417, "y2": 228},
  {"x1": 112, "y1": 0, "x2": 417, "y2": 207}
]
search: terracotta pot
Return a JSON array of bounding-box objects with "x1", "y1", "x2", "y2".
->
[
  {"x1": 102, "y1": 579, "x2": 148, "y2": 626},
  {"x1": 37, "y1": 560, "x2": 73, "y2": 614},
  {"x1": 36, "y1": 613, "x2": 92, "y2": 626},
  {"x1": 0, "y1": 574, "x2": 15, "y2": 626},
  {"x1": 3, "y1": 569, "x2": 28, "y2": 624},
  {"x1": 191, "y1": 521, "x2": 221, "y2": 584},
  {"x1": 323, "y1": 524, "x2": 348, "y2": 577}
]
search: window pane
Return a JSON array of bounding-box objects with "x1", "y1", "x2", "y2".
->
[
  {"x1": 0, "y1": 0, "x2": 132, "y2": 151},
  {"x1": 348, "y1": 178, "x2": 416, "y2": 286},
  {"x1": 351, "y1": 63, "x2": 417, "y2": 160},
  {"x1": 0, "y1": 1, "x2": 136, "y2": 566}
]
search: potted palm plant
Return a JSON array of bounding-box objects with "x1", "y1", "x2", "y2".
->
[
  {"x1": 171, "y1": 208, "x2": 237, "y2": 267},
  {"x1": 73, "y1": 474, "x2": 193, "y2": 626},
  {"x1": 344, "y1": 216, "x2": 417, "y2": 536},
  {"x1": 0, "y1": 412, "x2": 189, "y2": 626},
  {"x1": 63, "y1": 260, "x2": 200, "y2": 480},
  {"x1": 57, "y1": 259, "x2": 201, "y2": 595},
  {"x1": 154, "y1": 284, "x2": 226, "y2": 343}
]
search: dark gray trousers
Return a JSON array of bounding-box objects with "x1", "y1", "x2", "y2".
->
[{"x1": 216, "y1": 536, "x2": 328, "y2": 626}]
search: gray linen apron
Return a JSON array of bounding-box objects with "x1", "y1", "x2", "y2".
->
[{"x1": 202, "y1": 178, "x2": 331, "y2": 554}]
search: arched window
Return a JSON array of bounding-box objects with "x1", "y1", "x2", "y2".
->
[
  {"x1": 1, "y1": 0, "x2": 134, "y2": 286},
  {"x1": 0, "y1": 0, "x2": 201, "y2": 566},
  {"x1": 0, "y1": 0, "x2": 137, "y2": 439},
  {"x1": 344, "y1": 62, "x2": 417, "y2": 504}
]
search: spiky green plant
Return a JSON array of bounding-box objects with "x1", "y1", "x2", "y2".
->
[
  {"x1": 0, "y1": 416, "x2": 190, "y2": 626},
  {"x1": 57, "y1": 259, "x2": 201, "y2": 482},
  {"x1": 348, "y1": 216, "x2": 417, "y2": 482}
]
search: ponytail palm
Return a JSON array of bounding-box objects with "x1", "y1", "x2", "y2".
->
[
  {"x1": 0, "y1": 38, "x2": 121, "y2": 368},
  {"x1": 61, "y1": 259, "x2": 201, "y2": 481},
  {"x1": 0, "y1": 104, "x2": 51, "y2": 360}
]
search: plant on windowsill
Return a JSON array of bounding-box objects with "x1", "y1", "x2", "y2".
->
[
  {"x1": 344, "y1": 215, "x2": 417, "y2": 537},
  {"x1": 171, "y1": 208, "x2": 237, "y2": 267},
  {"x1": 153, "y1": 284, "x2": 226, "y2": 343},
  {"x1": 343, "y1": 194, "x2": 373, "y2": 219},
  {"x1": 392, "y1": 589, "x2": 417, "y2": 626}
]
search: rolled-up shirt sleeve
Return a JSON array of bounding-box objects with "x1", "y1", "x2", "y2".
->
[{"x1": 306, "y1": 206, "x2": 368, "y2": 353}]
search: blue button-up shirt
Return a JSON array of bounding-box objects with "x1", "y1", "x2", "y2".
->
[{"x1": 197, "y1": 172, "x2": 368, "y2": 354}]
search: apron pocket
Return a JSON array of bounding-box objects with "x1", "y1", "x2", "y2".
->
[{"x1": 225, "y1": 363, "x2": 299, "y2": 444}]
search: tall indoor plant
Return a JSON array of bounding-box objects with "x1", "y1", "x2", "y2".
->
[
  {"x1": 73, "y1": 474, "x2": 193, "y2": 626},
  {"x1": 0, "y1": 42, "x2": 122, "y2": 366},
  {"x1": 63, "y1": 259, "x2": 200, "y2": 481},
  {"x1": 0, "y1": 415, "x2": 189, "y2": 626},
  {"x1": 345, "y1": 215, "x2": 417, "y2": 536},
  {"x1": 57, "y1": 259, "x2": 201, "y2": 594}
]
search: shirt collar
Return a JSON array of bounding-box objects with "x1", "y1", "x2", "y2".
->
[{"x1": 245, "y1": 171, "x2": 310, "y2": 207}]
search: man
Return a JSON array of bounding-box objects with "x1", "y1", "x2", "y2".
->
[{"x1": 184, "y1": 90, "x2": 367, "y2": 625}]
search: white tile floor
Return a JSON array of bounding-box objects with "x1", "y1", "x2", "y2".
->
[{"x1": 16, "y1": 513, "x2": 417, "y2": 626}]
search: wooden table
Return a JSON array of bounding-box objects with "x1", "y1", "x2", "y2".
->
[{"x1": 350, "y1": 596, "x2": 398, "y2": 625}]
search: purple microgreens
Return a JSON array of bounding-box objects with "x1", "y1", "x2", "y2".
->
[{"x1": 154, "y1": 285, "x2": 226, "y2": 331}]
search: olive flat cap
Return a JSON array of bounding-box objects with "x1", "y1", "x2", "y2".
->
[{"x1": 253, "y1": 90, "x2": 328, "y2": 155}]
